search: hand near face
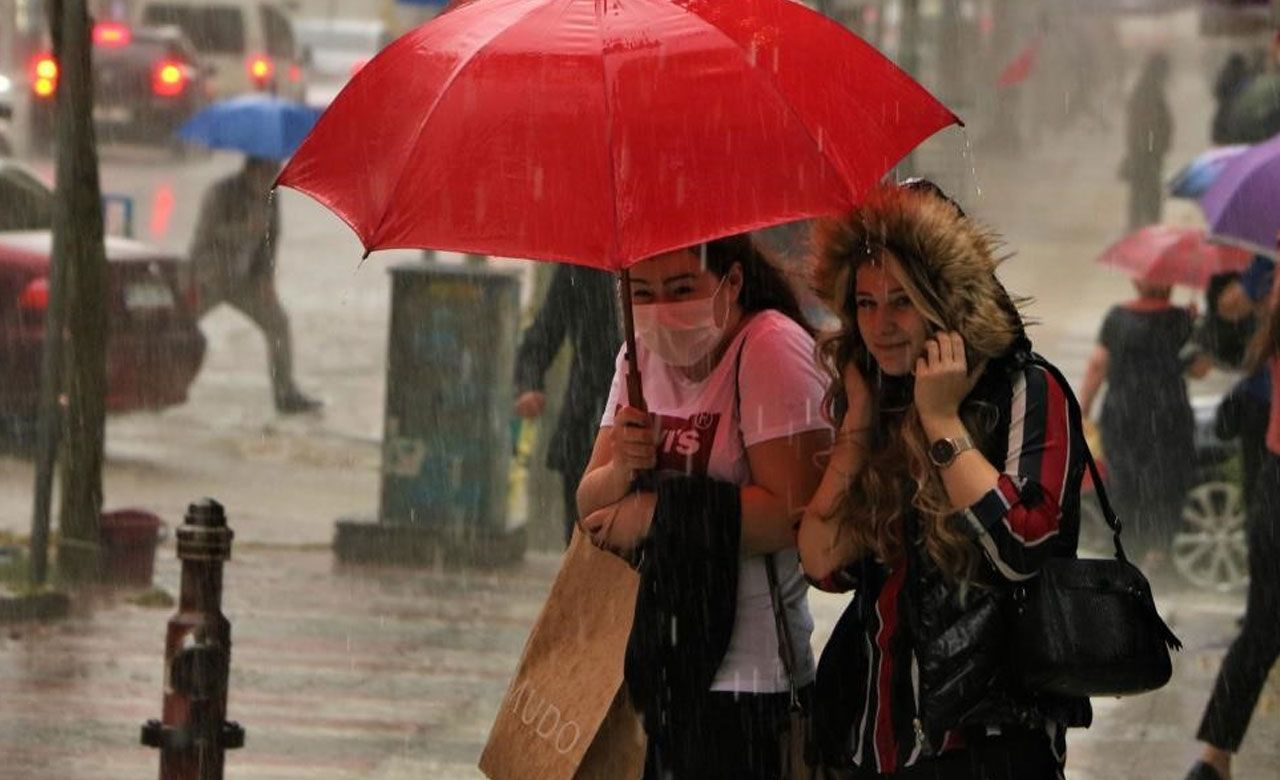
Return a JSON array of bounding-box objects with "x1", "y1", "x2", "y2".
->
[
  {"x1": 581, "y1": 491, "x2": 656, "y2": 554},
  {"x1": 914, "y1": 331, "x2": 983, "y2": 424}
]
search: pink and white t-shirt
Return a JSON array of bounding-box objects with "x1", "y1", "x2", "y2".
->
[{"x1": 601, "y1": 309, "x2": 830, "y2": 693}]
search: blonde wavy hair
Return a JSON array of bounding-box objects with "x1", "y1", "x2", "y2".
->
[{"x1": 811, "y1": 185, "x2": 1028, "y2": 581}]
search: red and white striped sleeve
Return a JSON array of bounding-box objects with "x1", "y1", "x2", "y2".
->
[{"x1": 959, "y1": 364, "x2": 1076, "y2": 582}]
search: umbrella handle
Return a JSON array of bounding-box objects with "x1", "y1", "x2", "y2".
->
[{"x1": 619, "y1": 269, "x2": 647, "y2": 412}]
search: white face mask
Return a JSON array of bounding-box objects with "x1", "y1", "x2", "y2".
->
[{"x1": 632, "y1": 277, "x2": 729, "y2": 367}]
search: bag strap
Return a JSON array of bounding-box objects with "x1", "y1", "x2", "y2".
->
[
  {"x1": 727, "y1": 317, "x2": 803, "y2": 712},
  {"x1": 1024, "y1": 353, "x2": 1130, "y2": 564},
  {"x1": 726, "y1": 323, "x2": 805, "y2": 715},
  {"x1": 765, "y1": 553, "x2": 805, "y2": 714}
]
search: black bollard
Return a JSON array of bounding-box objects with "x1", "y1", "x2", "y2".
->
[{"x1": 141, "y1": 499, "x2": 244, "y2": 780}]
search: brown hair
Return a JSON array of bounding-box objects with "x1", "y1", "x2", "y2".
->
[
  {"x1": 811, "y1": 185, "x2": 1027, "y2": 580},
  {"x1": 704, "y1": 233, "x2": 815, "y2": 336}
]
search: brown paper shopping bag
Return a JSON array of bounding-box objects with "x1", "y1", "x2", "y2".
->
[{"x1": 480, "y1": 530, "x2": 644, "y2": 780}]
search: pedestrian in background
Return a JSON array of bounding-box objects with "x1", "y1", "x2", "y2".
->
[
  {"x1": 1185, "y1": 253, "x2": 1280, "y2": 780},
  {"x1": 1202, "y1": 257, "x2": 1274, "y2": 508},
  {"x1": 1080, "y1": 280, "x2": 1208, "y2": 569},
  {"x1": 1211, "y1": 53, "x2": 1255, "y2": 145},
  {"x1": 512, "y1": 264, "x2": 620, "y2": 545},
  {"x1": 1121, "y1": 52, "x2": 1172, "y2": 230},
  {"x1": 189, "y1": 156, "x2": 321, "y2": 414},
  {"x1": 800, "y1": 182, "x2": 1090, "y2": 778}
]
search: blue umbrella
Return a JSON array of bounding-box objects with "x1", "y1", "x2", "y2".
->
[
  {"x1": 1168, "y1": 144, "x2": 1250, "y2": 199},
  {"x1": 1201, "y1": 132, "x2": 1280, "y2": 258},
  {"x1": 178, "y1": 94, "x2": 322, "y2": 161}
]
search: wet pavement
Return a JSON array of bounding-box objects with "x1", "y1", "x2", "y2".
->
[
  {"x1": 0, "y1": 7, "x2": 1277, "y2": 779},
  {"x1": 0, "y1": 545, "x2": 1275, "y2": 779}
]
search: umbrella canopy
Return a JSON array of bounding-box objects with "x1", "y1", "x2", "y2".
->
[
  {"x1": 178, "y1": 94, "x2": 323, "y2": 161},
  {"x1": 1167, "y1": 144, "x2": 1249, "y2": 199},
  {"x1": 1097, "y1": 225, "x2": 1252, "y2": 289},
  {"x1": 277, "y1": 0, "x2": 959, "y2": 270},
  {"x1": 1218, "y1": 71, "x2": 1280, "y2": 145},
  {"x1": 1201, "y1": 131, "x2": 1280, "y2": 258}
]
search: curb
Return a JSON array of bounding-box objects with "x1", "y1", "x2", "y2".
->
[{"x1": 0, "y1": 590, "x2": 71, "y2": 624}]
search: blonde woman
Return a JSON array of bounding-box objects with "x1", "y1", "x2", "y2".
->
[{"x1": 799, "y1": 182, "x2": 1090, "y2": 779}]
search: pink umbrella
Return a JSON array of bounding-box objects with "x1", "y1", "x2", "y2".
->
[{"x1": 1097, "y1": 225, "x2": 1252, "y2": 289}]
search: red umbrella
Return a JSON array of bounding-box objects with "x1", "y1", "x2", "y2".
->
[
  {"x1": 278, "y1": 0, "x2": 959, "y2": 403},
  {"x1": 1096, "y1": 225, "x2": 1252, "y2": 289}
]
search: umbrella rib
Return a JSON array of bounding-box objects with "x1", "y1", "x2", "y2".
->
[
  {"x1": 594, "y1": 0, "x2": 624, "y2": 266},
  {"x1": 370, "y1": 0, "x2": 552, "y2": 247}
]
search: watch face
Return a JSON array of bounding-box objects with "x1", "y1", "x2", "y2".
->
[{"x1": 930, "y1": 438, "x2": 955, "y2": 465}]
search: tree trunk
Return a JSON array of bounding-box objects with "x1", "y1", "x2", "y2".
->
[{"x1": 48, "y1": 0, "x2": 108, "y2": 583}]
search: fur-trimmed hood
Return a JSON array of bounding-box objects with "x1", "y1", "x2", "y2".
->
[{"x1": 812, "y1": 184, "x2": 1028, "y2": 361}]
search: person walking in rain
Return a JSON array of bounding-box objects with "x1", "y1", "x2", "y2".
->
[
  {"x1": 1121, "y1": 52, "x2": 1173, "y2": 230},
  {"x1": 1080, "y1": 280, "x2": 1208, "y2": 569},
  {"x1": 1184, "y1": 255, "x2": 1280, "y2": 780},
  {"x1": 512, "y1": 264, "x2": 620, "y2": 545},
  {"x1": 189, "y1": 156, "x2": 322, "y2": 414},
  {"x1": 798, "y1": 181, "x2": 1090, "y2": 778}
]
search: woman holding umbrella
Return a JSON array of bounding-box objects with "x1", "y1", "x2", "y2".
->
[
  {"x1": 576, "y1": 234, "x2": 830, "y2": 778},
  {"x1": 798, "y1": 182, "x2": 1091, "y2": 778}
]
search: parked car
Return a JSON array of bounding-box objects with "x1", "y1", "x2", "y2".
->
[
  {"x1": 293, "y1": 17, "x2": 392, "y2": 106},
  {"x1": 28, "y1": 22, "x2": 211, "y2": 153},
  {"x1": 134, "y1": 0, "x2": 307, "y2": 102},
  {"x1": 1079, "y1": 393, "x2": 1248, "y2": 591},
  {"x1": 0, "y1": 161, "x2": 205, "y2": 445}
]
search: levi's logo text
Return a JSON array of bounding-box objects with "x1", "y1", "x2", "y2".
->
[{"x1": 654, "y1": 412, "x2": 720, "y2": 475}]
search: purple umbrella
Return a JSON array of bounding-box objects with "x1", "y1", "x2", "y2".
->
[
  {"x1": 1168, "y1": 144, "x2": 1249, "y2": 199},
  {"x1": 1201, "y1": 132, "x2": 1280, "y2": 258}
]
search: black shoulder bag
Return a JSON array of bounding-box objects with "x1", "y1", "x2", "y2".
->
[{"x1": 1009, "y1": 356, "x2": 1183, "y2": 698}]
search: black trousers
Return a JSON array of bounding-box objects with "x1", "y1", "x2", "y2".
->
[
  {"x1": 1196, "y1": 452, "x2": 1280, "y2": 752},
  {"x1": 642, "y1": 689, "x2": 792, "y2": 780},
  {"x1": 560, "y1": 469, "x2": 582, "y2": 546},
  {"x1": 847, "y1": 728, "x2": 1062, "y2": 780}
]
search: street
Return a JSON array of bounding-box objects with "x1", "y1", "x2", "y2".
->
[{"x1": 0, "y1": 6, "x2": 1277, "y2": 780}]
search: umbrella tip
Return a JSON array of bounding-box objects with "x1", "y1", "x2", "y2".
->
[{"x1": 362, "y1": 249, "x2": 371, "y2": 261}]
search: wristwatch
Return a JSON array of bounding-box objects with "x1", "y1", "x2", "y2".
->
[{"x1": 929, "y1": 435, "x2": 975, "y2": 469}]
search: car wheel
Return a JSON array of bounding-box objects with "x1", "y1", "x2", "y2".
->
[{"x1": 1171, "y1": 480, "x2": 1248, "y2": 592}]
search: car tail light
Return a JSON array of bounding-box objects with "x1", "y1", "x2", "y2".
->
[
  {"x1": 19, "y1": 277, "x2": 49, "y2": 313},
  {"x1": 152, "y1": 60, "x2": 188, "y2": 97},
  {"x1": 32, "y1": 54, "x2": 58, "y2": 99},
  {"x1": 288, "y1": 64, "x2": 302, "y2": 83},
  {"x1": 93, "y1": 22, "x2": 132, "y2": 48},
  {"x1": 248, "y1": 55, "x2": 274, "y2": 87}
]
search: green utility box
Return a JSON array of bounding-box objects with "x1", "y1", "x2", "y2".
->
[{"x1": 336, "y1": 262, "x2": 526, "y2": 566}]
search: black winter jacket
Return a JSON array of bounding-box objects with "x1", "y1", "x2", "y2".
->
[{"x1": 812, "y1": 350, "x2": 1091, "y2": 765}]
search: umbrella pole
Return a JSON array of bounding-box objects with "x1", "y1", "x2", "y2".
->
[{"x1": 619, "y1": 269, "x2": 647, "y2": 411}]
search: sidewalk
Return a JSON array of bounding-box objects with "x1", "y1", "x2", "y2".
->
[{"x1": 0, "y1": 542, "x2": 1275, "y2": 780}]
